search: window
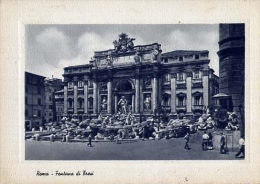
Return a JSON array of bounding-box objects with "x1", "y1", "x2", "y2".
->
[
  {"x1": 193, "y1": 70, "x2": 200, "y2": 79},
  {"x1": 68, "y1": 82, "x2": 73, "y2": 89},
  {"x1": 194, "y1": 96, "x2": 201, "y2": 105},
  {"x1": 163, "y1": 74, "x2": 170, "y2": 83},
  {"x1": 38, "y1": 98, "x2": 41, "y2": 105},
  {"x1": 78, "y1": 81, "x2": 84, "y2": 88},
  {"x1": 25, "y1": 109, "x2": 28, "y2": 117},
  {"x1": 177, "y1": 72, "x2": 184, "y2": 81},
  {"x1": 178, "y1": 97, "x2": 185, "y2": 106},
  {"x1": 25, "y1": 86, "x2": 28, "y2": 93},
  {"x1": 49, "y1": 88, "x2": 52, "y2": 93},
  {"x1": 49, "y1": 112, "x2": 52, "y2": 116},
  {"x1": 162, "y1": 95, "x2": 170, "y2": 107},
  {"x1": 68, "y1": 99, "x2": 73, "y2": 109},
  {"x1": 49, "y1": 96, "x2": 52, "y2": 101},
  {"x1": 164, "y1": 59, "x2": 168, "y2": 63},
  {"x1": 49, "y1": 105, "x2": 53, "y2": 109},
  {"x1": 78, "y1": 98, "x2": 84, "y2": 108},
  {"x1": 88, "y1": 97, "x2": 93, "y2": 109},
  {"x1": 195, "y1": 55, "x2": 199, "y2": 59},
  {"x1": 25, "y1": 97, "x2": 28, "y2": 105},
  {"x1": 179, "y1": 57, "x2": 183, "y2": 61},
  {"x1": 88, "y1": 80, "x2": 93, "y2": 88},
  {"x1": 38, "y1": 110, "x2": 41, "y2": 117}
]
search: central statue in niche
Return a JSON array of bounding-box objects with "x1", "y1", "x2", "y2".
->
[{"x1": 113, "y1": 33, "x2": 135, "y2": 53}]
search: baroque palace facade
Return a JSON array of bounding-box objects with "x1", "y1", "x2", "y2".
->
[{"x1": 62, "y1": 33, "x2": 218, "y2": 122}]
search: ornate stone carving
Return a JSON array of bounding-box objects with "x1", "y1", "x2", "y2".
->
[
  {"x1": 99, "y1": 81, "x2": 107, "y2": 91},
  {"x1": 113, "y1": 33, "x2": 135, "y2": 53},
  {"x1": 152, "y1": 49, "x2": 159, "y2": 61},
  {"x1": 134, "y1": 51, "x2": 141, "y2": 63}
]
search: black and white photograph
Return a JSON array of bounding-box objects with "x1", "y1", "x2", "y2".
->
[
  {"x1": 25, "y1": 24, "x2": 245, "y2": 160},
  {"x1": 1, "y1": 1, "x2": 260, "y2": 184}
]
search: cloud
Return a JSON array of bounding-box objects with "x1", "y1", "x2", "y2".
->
[
  {"x1": 163, "y1": 29, "x2": 219, "y2": 75},
  {"x1": 35, "y1": 27, "x2": 74, "y2": 68}
]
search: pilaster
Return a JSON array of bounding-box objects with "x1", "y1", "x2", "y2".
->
[{"x1": 186, "y1": 71, "x2": 192, "y2": 113}]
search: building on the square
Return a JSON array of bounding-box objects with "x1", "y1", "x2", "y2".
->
[
  {"x1": 54, "y1": 89, "x2": 64, "y2": 122},
  {"x1": 62, "y1": 33, "x2": 218, "y2": 122},
  {"x1": 44, "y1": 78, "x2": 63, "y2": 123},
  {"x1": 215, "y1": 23, "x2": 245, "y2": 113},
  {"x1": 214, "y1": 23, "x2": 245, "y2": 136},
  {"x1": 25, "y1": 72, "x2": 45, "y2": 130}
]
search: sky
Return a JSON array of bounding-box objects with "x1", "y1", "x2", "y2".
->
[{"x1": 26, "y1": 24, "x2": 219, "y2": 79}]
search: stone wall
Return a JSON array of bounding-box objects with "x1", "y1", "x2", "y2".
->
[{"x1": 212, "y1": 130, "x2": 241, "y2": 152}]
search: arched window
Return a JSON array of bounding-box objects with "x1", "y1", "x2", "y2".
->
[
  {"x1": 78, "y1": 98, "x2": 84, "y2": 108},
  {"x1": 161, "y1": 93, "x2": 170, "y2": 107},
  {"x1": 193, "y1": 70, "x2": 200, "y2": 79},
  {"x1": 78, "y1": 80, "x2": 84, "y2": 88},
  {"x1": 177, "y1": 93, "x2": 186, "y2": 107},
  {"x1": 177, "y1": 72, "x2": 184, "y2": 81},
  {"x1": 68, "y1": 98, "x2": 73, "y2": 109},
  {"x1": 68, "y1": 81, "x2": 73, "y2": 89},
  {"x1": 88, "y1": 97, "x2": 93, "y2": 109}
]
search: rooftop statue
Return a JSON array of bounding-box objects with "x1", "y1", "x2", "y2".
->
[{"x1": 113, "y1": 33, "x2": 135, "y2": 53}]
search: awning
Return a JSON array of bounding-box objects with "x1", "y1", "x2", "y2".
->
[{"x1": 213, "y1": 93, "x2": 231, "y2": 98}]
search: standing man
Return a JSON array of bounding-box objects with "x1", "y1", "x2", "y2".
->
[
  {"x1": 202, "y1": 131, "x2": 209, "y2": 151},
  {"x1": 220, "y1": 133, "x2": 226, "y2": 154},
  {"x1": 235, "y1": 136, "x2": 245, "y2": 158},
  {"x1": 88, "y1": 133, "x2": 92, "y2": 147},
  {"x1": 184, "y1": 132, "x2": 191, "y2": 150}
]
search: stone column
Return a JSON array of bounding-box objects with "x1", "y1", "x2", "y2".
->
[
  {"x1": 83, "y1": 78, "x2": 88, "y2": 114},
  {"x1": 107, "y1": 80, "x2": 112, "y2": 114},
  {"x1": 63, "y1": 82, "x2": 68, "y2": 116},
  {"x1": 134, "y1": 66, "x2": 141, "y2": 113},
  {"x1": 135, "y1": 79, "x2": 140, "y2": 113},
  {"x1": 132, "y1": 94, "x2": 135, "y2": 112},
  {"x1": 73, "y1": 77, "x2": 78, "y2": 115},
  {"x1": 93, "y1": 76, "x2": 98, "y2": 114},
  {"x1": 152, "y1": 73, "x2": 159, "y2": 111},
  {"x1": 202, "y1": 70, "x2": 209, "y2": 107},
  {"x1": 170, "y1": 73, "x2": 177, "y2": 113},
  {"x1": 186, "y1": 71, "x2": 192, "y2": 114},
  {"x1": 106, "y1": 70, "x2": 112, "y2": 114},
  {"x1": 114, "y1": 95, "x2": 118, "y2": 113}
]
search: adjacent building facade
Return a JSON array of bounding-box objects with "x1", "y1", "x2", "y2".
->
[
  {"x1": 54, "y1": 89, "x2": 64, "y2": 122},
  {"x1": 25, "y1": 72, "x2": 45, "y2": 130},
  {"x1": 62, "y1": 33, "x2": 218, "y2": 122},
  {"x1": 44, "y1": 78, "x2": 63, "y2": 123},
  {"x1": 216, "y1": 23, "x2": 245, "y2": 113}
]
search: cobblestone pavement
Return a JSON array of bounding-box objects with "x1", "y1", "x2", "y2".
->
[{"x1": 25, "y1": 131, "x2": 242, "y2": 160}]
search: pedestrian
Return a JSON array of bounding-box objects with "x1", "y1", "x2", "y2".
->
[
  {"x1": 184, "y1": 132, "x2": 191, "y2": 150},
  {"x1": 88, "y1": 133, "x2": 92, "y2": 147},
  {"x1": 207, "y1": 132, "x2": 213, "y2": 150},
  {"x1": 220, "y1": 133, "x2": 226, "y2": 154},
  {"x1": 202, "y1": 131, "x2": 209, "y2": 151},
  {"x1": 235, "y1": 136, "x2": 245, "y2": 158}
]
